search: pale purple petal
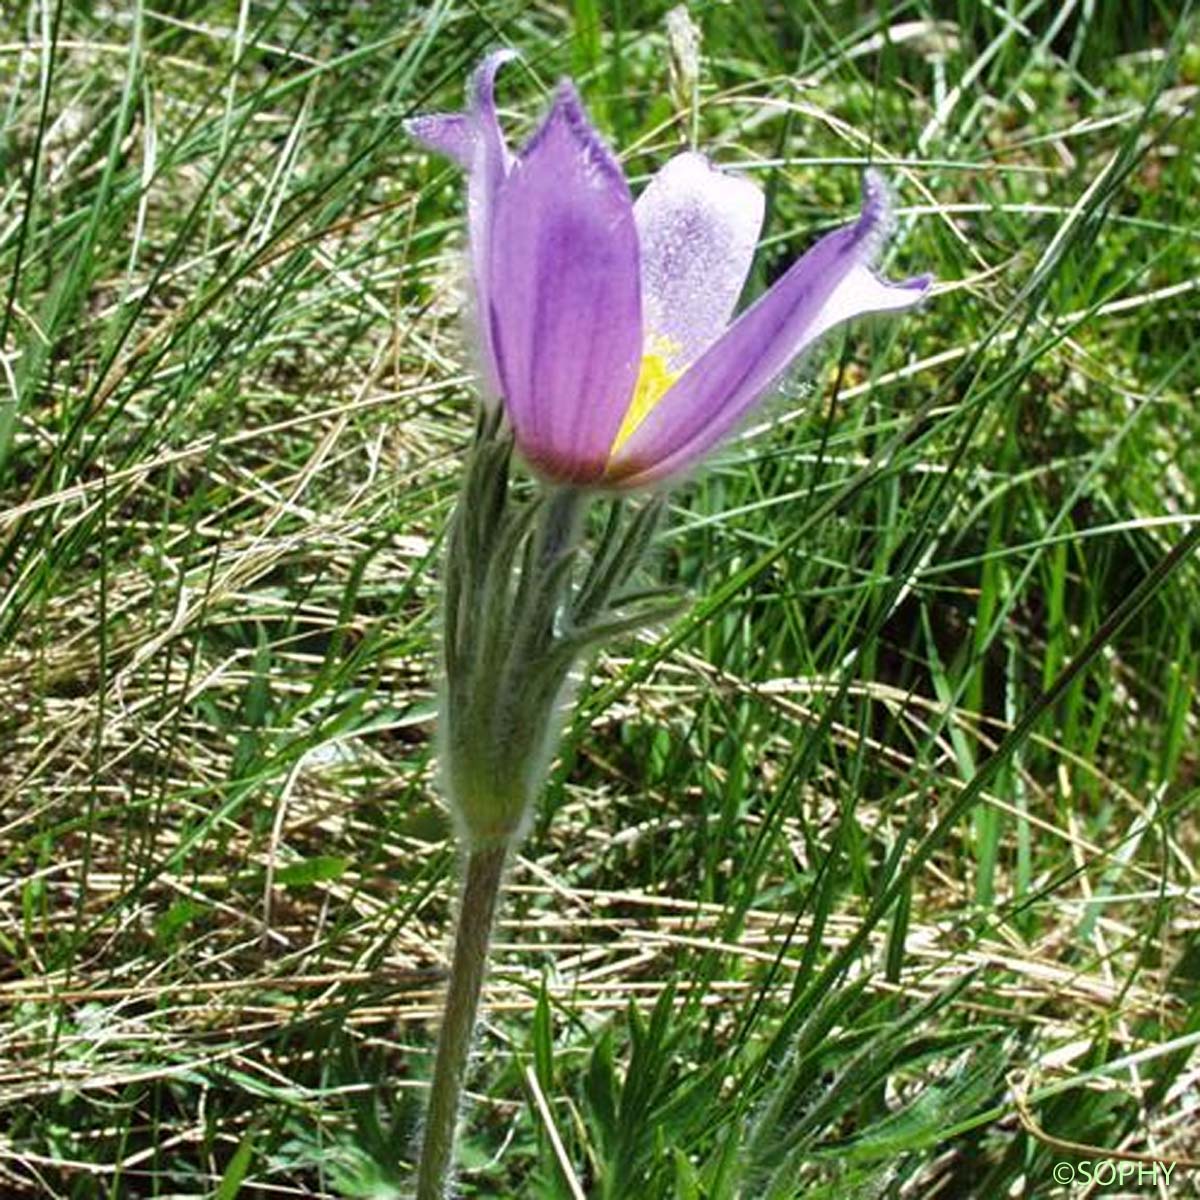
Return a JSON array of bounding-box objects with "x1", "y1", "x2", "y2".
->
[
  {"x1": 405, "y1": 113, "x2": 473, "y2": 168},
  {"x1": 488, "y1": 82, "x2": 642, "y2": 483},
  {"x1": 607, "y1": 171, "x2": 931, "y2": 485},
  {"x1": 403, "y1": 50, "x2": 518, "y2": 400},
  {"x1": 401, "y1": 50, "x2": 516, "y2": 173},
  {"x1": 803, "y1": 262, "x2": 933, "y2": 345},
  {"x1": 469, "y1": 49, "x2": 517, "y2": 171},
  {"x1": 464, "y1": 51, "x2": 518, "y2": 398},
  {"x1": 634, "y1": 152, "x2": 764, "y2": 369}
]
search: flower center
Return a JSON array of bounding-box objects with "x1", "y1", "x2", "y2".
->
[{"x1": 611, "y1": 339, "x2": 681, "y2": 456}]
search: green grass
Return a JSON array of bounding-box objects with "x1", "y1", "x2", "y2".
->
[{"x1": 1, "y1": 0, "x2": 1198, "y2": 1196}]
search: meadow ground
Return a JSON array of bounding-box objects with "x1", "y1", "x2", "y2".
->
[{"x1": 0, "y1": 1, "x2": 1198, "y2": 1196}]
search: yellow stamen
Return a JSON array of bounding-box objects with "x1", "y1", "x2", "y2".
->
[{"x1": 611, "y1": 339, "x2": 681, "y2": 455}]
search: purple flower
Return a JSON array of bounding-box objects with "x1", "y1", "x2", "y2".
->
[{"x1": 407, "y1": 52, "x2": 931, "y2": 489}]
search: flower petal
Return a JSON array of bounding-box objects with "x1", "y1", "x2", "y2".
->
[
  {"x1": 634, "y1": 152, "x2": 764, "y2": 370},
  {"x1": 488, "y1": 82, "x2": 643, "y2": 483},
  {"x1": 404, "y1": 51, "x2": 519, "y2": 401},
  {"x1": 405, "y1": 113, "x2": 473, "y2": 168},
  {"x1": 402, "y1": 50, "x2": 516, "y2": 172},
  {"x1": 607, "y1": 171, "x2": 931, "y2": 486},
  {"x1": 803, "y1": 263, "x2": 933, "y2": 345},
  {"x1": 467, "y1": 49, "x2": 517, "y2": 180},
  {"x1": 464, "y1": 51, "x2": 518, "y2": 398}
]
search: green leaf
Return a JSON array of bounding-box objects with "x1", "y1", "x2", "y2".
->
[
  {"x1": 243, "y1": 622, "x2": 272, "y2": 728},
  {"x1": 155, "y1": 899, "x2": 205, "y2": 943},
  {"x1": 532, "y1": 980, "x2": 555, "y2": 1094},
  {"x1": 820, "y1": 1040, "x2": 1008, "y2": 1163},
  {"x1": 274, "y1": 856, "x2": 350, "y2": 887},
  {"x1": 673, "y1": 1147, "x2": 703, "y2": 1200},
  {"x1": 571, "y1": 0, "x2": 603, "y2": 79},
  {"x1": 585, "y1": 1028, "x2": 618, "y2": 1151},
  {"x1": 212, "y1": 1125, "x2": 256, "y2": 1199}
]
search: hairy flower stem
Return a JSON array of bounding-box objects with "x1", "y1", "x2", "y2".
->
[
  {"x1": 537, "y1": 486, "x2": 584, "y2": 570},
  {"x1": 415, "y1": 840, "x2": 509, "y2": 1200}
]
